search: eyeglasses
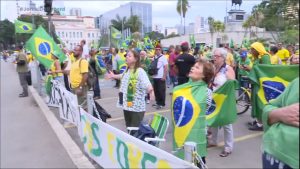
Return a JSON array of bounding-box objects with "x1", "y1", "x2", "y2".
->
[{"x1": 213, "y1": 55, "x2": 222, "y2": 58}]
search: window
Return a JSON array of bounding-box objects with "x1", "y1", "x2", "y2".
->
[
  {"x1": 62, "y1": 32, "x2": 64, "y2": 38},
  {"x1": 92, "y1": 33, "x2": 94, "y2": 38},
  {"x1": 69, "y1": 32, "x2": 72, "y2": 38},
  {"x1": 236, "y1": 15, "x2": 244, "y2": 20},
  {"x1": 58, "y1": 32, "x2": 61, "y2": 37},
  {"x1": 88, "y1": 33, "x2": 90, "y2": 38},
  {"x1": 73, "y1": 32, "x2": 75, "y2": 38},
  {"x1": 77, "y1": 32, "x2": 79, "y2": 38},
  {"x1": 66, "y1": 32, "x2": 68, "y2": 38},
  {"x1": 80, "y1": 32, "x2": 82, "y2": 38}
]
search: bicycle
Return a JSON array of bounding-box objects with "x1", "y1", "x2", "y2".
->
[{"x1": 236, "y1": 76, "x2": 252, "y2": 115}]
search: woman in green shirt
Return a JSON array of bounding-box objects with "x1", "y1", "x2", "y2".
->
[{"x1": 262, "y1": 77, "x2": 299, "y2": 169}]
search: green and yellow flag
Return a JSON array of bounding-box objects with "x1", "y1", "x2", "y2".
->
[
  {"x1": 189, "y1": 34, "x2": 196, "y2": 49},
  {"x1": 172, "y1": 81, "x2": 207, "y2": 158},
  {"x1": 249, "y1": 65, "x2": 299, "y2": 120},
  {"x1": 206, "y1": 80, "x2": 238, "y2": 127},
  {"x1": 117, "y1": 57, "x2": 127, "y2": 74},
  {"x1": 14, "y1": 20, "x2": 35, "y2": 34},
  {"x1": 144, "y1": 36, "x2": 154, "y2": 49},
  {"x1": 25, "y1": 26, "x2": 66, "y2": 68},
  {"x1": 111, "y1": 26, "x2": 122, "y2": 39}
]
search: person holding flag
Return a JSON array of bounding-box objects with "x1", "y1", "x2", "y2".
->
[
  {"x1": 208, "y1": 48, "x2": 236, "y2": 157},
  {"x1": 172, "y1": 59, "x2": 215, "y2": 163},
  {"x1": 48, "y1": 51, "x2": 64, "y2": 85},
  {"x1": 14, "y1": 45, "x2": 29, "y2": 97}
]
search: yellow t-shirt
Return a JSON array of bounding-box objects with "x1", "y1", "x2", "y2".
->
[
  {"x1": 118, "y1": 51, "x2": 126, "y2": 58},
  {"x1": 70, "y1": 53, "x2": 76, "y2": 63},
  {"x1": 70, "y1": 59, "x2": 89, "y2": 88},
  {"x1": 50, "y1": 60, "x2": 63, "y2": 77},
  {"x1": 226, "y1": 52, "x2": 234, "y2": 67},
  {"x1": 27, "y1": 54, "x2": 34, "y2": 63},
  {"x1": 270, "y1": 54, "x2": 282, "y2": 65},
  {"x1": 276, "y1": 48, "x2": 290, "y2": 65}
]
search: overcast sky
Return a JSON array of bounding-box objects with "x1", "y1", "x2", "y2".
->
[{"x1": 1, "y1": 0, "x2": 262, "y2": 28}]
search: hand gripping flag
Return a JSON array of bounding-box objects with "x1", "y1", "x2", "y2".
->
[
  {"x1": 172, "y1": 81, "x2": 208, "y2": 159},
  {"x1": 25, "y1": 26, "x2": 66, "y2": 68},
  {"x1": 206, "y1": 80, "x2": 238, "y2": 127},
  {"x1": 14, "y1": 20, "x2": 34, "y2": 34},
  {"x1": 249, "y1": 65, "x2": 299, "y2": 120}
]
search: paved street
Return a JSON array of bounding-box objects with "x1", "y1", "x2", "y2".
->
[
  {"x1": 0, "y1": 61, "x2": 76, "y2": 168},
  {"x1": 1, "y1": 60, "x2": 263, "y2": 168}
]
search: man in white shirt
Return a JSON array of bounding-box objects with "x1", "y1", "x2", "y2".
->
[
  {"x1": 80, "y1": 39, "x2": 89, "y2": 60},
  {"x1": 152, "y1": 44, "x2": 168, "y2": 109}
]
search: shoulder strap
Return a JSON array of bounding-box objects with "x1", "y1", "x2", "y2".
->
[{"x1": 79, "y1": 58, "x2": 83, "y2": 74}]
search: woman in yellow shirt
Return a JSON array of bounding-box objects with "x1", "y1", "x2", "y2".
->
[
  {"x1": 49, "y1": 51, "x2": 64, "y2": 85},
  {"x1": 270, "y1": 46, "x2": 282, "y2": 65}
]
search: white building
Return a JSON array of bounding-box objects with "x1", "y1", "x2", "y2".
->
[
  {"x1": 195, "y1": 16, "x2": 209, "y2": 33},
  {"x1": 70, "y1": 8, "x2": 81, "y2": 17},
  {"x1": 164, "y1": 27, "x2": 178, "y2": 36},
  {"x1": 48, "y1": 15, "x2": 100, "y2": 50}
]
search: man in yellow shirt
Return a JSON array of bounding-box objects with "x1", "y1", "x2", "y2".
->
[
  {"x1": 70, "y1": 45, "x2": 89, "y2": 109},
  {"x1": 269, "y1": 46, "x2": 282, "y2": 65},
  {"x1": 225, "y1": 47, "x2": 235, "y2": 68},
  {"x1": 276, "y1": 43, "x2": 290, "y2": 65}
]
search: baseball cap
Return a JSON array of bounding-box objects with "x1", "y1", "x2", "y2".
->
[{"x1": 181, "y1": 41, "x2": 189, "y2": 47}]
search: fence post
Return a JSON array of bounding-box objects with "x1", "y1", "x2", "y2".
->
[
  {"x1": 87, "y1": 91, "x2": 94, "y2": 115},
  {"x1": 184, "y1": 141, "x2": 197, "y2": 163}
]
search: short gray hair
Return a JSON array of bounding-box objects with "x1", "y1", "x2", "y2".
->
[{"x1": 213, "y1": 48, "x2": 227, "y2": 59}]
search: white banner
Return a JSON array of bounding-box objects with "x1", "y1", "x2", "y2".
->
[
  {"x1": 46, "y1": 80, "x2": 61, "y2": 108},
  {"x1": 58, "y1": 87, "x2": 79, "y2": 125},
  {"x1": 78, "y1": 109, "x2": 196, "y2": 169}
]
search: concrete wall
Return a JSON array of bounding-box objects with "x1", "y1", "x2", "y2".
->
[{"x1": 161, "y1": 31, "x2": 278, "y2": 48}]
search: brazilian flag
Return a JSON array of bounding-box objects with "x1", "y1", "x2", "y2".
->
[
  {"x1": 117, "y1": 57, "x2": 127, "y2": 74},
  {"x1": 206, "y1": 80, "x2": 238, "y2": 127},
  {"x1": 172, "y1": 81, "x2": 208, "y2": 158},
  {"x1": 144, "y1": 36, "x2": 154, "y2": 49},
  {"x1": 189, "y1": 34, "x2": 196, "y2": 49},
  {"x1": 111, "y1": 26, "x2": 121, "y2": 39},
  {"x1": 25, "y1": 26, "x2": 66, "y2": 69},
  {"x1": 249, "y1": 65, "x2": 299, "y2": 120},
  {"x1": 14, "y1": 20, "x2": 34, "y2": 34}
]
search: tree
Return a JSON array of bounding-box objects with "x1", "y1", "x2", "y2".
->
[
  {"x1": 165, "y1": 33, "x2": 180, "y2": 39},
  {"x1": 145, "y1": 31, "x2": 164, "y2": 40},
  {"x1": 0, "y1": 19, "x2": 15, "y2": 50},
  {"x1": 208, "y1": 17, "x2": 215, "y2": 46},
  {"x1": 111, "y1": 14, "x2": 128, "y2": 32},
  {"x1": 176, "y1": 0, "x2": 189, "y2": 35},
  {"x1": 127, "y1": 15, "x2": 141, "y2": 33}
]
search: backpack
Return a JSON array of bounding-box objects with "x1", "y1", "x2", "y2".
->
[
  {"x1": 79, "y1": 59, "x2": 97, "y2": 90},
  {"x1": 133, "y1": 122, "x2": 157, "y2": 146},
  {"x1": 148, "y1": 55, "x2": 162, "y2": 76}
]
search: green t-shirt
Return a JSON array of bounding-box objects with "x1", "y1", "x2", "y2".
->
[
  {"x1": 262, "y1": 77, "x2": 299, "y2": 168},
  {"x1": 16, "y1": 52, "x2": 28, "y2": 73},
  {"x1": 253, "y1": 54, "x2": 271, "y2": 65},
  {"x1": 238, "y1": 57, "x2": 252, "y2": 77}
]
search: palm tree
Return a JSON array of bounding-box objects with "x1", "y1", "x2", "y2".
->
[
  {"x1": 176, "y1": 0, "x2": 189, "y2": 35},
  {"x1": 208, "y1": 16, "x2": 215, "y2": 46},
  {"x1": 111, "y1": 14, "x2": 127, "y2": 31},
  {"x1": 127, "y1": 15, "x2": 141, "y2": 33}
]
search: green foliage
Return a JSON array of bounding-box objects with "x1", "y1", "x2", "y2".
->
[
  {"x1": 176, "y1": 0, "x2": 189, "y2": 18},
  {"x1": 145, "y1": 31, "x2": 164, "y2": 40},
  {"x1": 111, "y1": 14, "x2": 128, "y2": 31},
  {"x1": 127, "y1": 15, "x2": 141, "y2": 33},
  {"x1": 0, "y1": 19, "x2": 15, "y2": 49},
  {"x1": 165, "y1": 33, "x2": 180, "y2": 39},
  {"x1": 278, "y1": 29, "x2": 299, "y2": 45}
]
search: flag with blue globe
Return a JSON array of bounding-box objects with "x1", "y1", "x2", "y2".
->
[
  {"x1": 171, "y1": 81, "x2": 207, "y2": 159},
  {"x1": 14, "y1": 20, "x2": 35, "y2": 34},
  {"x1": 25, "y1": 26, "x2": 66, "y2": 68},
  {"x1": 249, "y1": 65, "x2": 299, "y2": 120}
]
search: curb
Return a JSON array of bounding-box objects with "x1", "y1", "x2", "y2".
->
[{"x1": 29, "y1": 86, "x2": 95, "y2": 169}]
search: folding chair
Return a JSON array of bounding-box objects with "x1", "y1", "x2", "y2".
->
[{"x1": 127, "y1": 113, "x2": 169, "y2": 147}]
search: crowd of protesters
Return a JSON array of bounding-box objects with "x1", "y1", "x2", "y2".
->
[{"x1": 3, "y1": 38, "x2": 299, "y2": 168}]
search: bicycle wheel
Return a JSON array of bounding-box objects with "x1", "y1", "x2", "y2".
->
[{"x1": 236, "y1": 89, "x2": 250, "y2": 115}]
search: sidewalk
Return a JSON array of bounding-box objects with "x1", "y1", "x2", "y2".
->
[{"x1": 0, "y1": 61, "x2": 76, "y2": 168}]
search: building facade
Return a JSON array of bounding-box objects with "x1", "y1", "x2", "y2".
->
[
  {"x1": 48, "y1": 15, "x2": 100, "y2": 50},
  {"x1": 98, "y1": 2, "x2": 152, "y2": 37},
  {"x1": 164, "y1": 27, "x2": 178, "y2": 36}
]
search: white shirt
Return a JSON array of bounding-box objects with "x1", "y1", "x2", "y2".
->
[
  {"x1": 82, "y1": 44, "x2": 89, "y2": 59},
  {"x1": 212, "y1": 65, "x2": 230, "y2": 91},
  {"x1": 152, "y1": 54, "x2": 168, "y2": 79}
]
